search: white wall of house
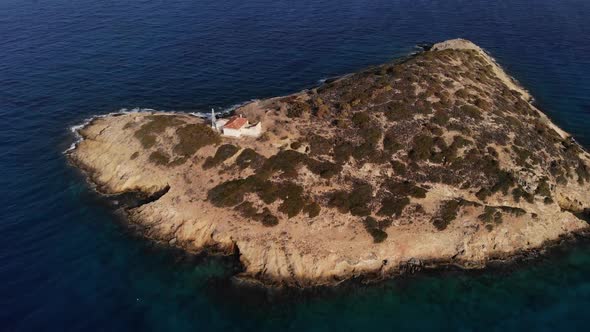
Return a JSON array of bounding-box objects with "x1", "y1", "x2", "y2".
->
[
  {"x1": 241, "y1": 122, "x2": 262, "y2": 137},
  {"x1": 222, "y1": 127, "x2": 242, "y2": 137}
]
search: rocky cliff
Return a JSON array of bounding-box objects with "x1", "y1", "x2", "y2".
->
[{"x1": 68, "y1": 39, "x2": 590, "y2": 287}]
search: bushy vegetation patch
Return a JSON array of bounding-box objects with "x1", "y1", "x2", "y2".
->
[
  {"x1": 333, "y1": 141, "x2": 354, "y2": 163},
  {"x1": 234, "y1": 201, "x2": 279, "y2": 226},
  {"x1": 460, "y1": 104, "x2": 483, "y2": 120},
  {"x1": 432, "y1": 109, "x2": 450, "y2": 126},
  {"x1": 384, "y1": 180, "x2": 427, "y2": 198},
  {"x1": 351, "y1": 112, "x2": 372, "y2": 129},
  {"x1": 261, "y1": 150, "x2": 307, "y2": 178},
  {"x1": 303, "y1": 201, "x2": 321, "y2": 218},
  {"x1": 207, "y1": 177, "x2": 253, "y2": 207},
  {"x1": 134, "y1": 115, "x2": 185, "y2": 148},
  {"x1": 383, "y1": 128, "x2": 403, "y2": 153},
  {"x1": 287, "y1": 101, "x2": 311, "y2": 118},
  {"x1": 306, "y1": 158, "x2": 342, "y2": 179},
  {"x1": 148, "y1": 150, "x2": 170, "y2": 166},
  {"x1": 308, "y1": 134, "x2": 332, "y2": 156},
  {"x1": 362, "y1": 216, "x2": 388, "y2": 243},
  {"x1": 576, "y1": 163, "x2": 590, "y2": 184},
  {"x1": 409, "y1": 134, "x2": 435, "y2": 161},
  {"x1": 274, "y1": 184, "x2": 305, "y2": 218},
  {"x1": 235, "y1": 148, "x2": 266, "y2": 169},
  {"x1": 208, "y1": 176, "x2": 307, "y2": 219},
  {"x1": 173, "y1": 123, "x2": 220, "y2": 157},
  {"x1": 203, "y1": 144, "x2": 239, "y2": 169},
  {"x1": 328, "y1": 182, "x2": 373, "y2": 216},
  {"x1": 390, "y1": 160, "x2": 407, "y2": 175},
  {"x1": 512, "y1": 186, "x2": 534, "y2": 203},
  {"x1": 535, "y1": 177, "x2": 552, "y2": 197},
  {"x1": 478, "y1": 206, "x2": 503, "y2": 225},
  {"x1": 377, "y1": 196, "x2": 410, "y2": 217},
  {"x1": 431, "y1": 200, "x2": 461, "y2": 230}
]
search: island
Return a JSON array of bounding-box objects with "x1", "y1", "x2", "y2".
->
[{"x1": 68, "y1": 39, "x2": 590, "y2": 287}]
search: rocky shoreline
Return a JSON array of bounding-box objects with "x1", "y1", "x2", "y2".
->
[
  {"x1": 69, "y1": 146, "x2": 590, "y2": 289},
  {"x1": 67, "y1": 39, "x2": 590, "y2": 288},
  {"x1": 63, "y1": 160, "x2": 590, "y2": 290}
]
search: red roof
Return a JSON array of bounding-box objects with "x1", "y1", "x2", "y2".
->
[{"x1": 224, "y1": 116, "x2": 248, "y2": 129}]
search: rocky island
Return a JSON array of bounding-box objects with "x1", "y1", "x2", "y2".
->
[{"x1": 69, "y1": 39, "x2": 590, "y2": 287}]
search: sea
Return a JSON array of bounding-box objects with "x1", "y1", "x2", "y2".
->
[{"x1": 2, "y1": 0, "x2": 590, "y2": 331}]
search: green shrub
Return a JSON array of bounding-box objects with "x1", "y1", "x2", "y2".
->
[
  {"x1": 362, "y1": 216, "x2": 388, "y2": 243},
  {"x1": 333, "y1": 141, "x2": 354, "y2": 163},
  {"x1": 287, "y1": 101, "x2": 311, "y2": 118},
  {"x1": 349, "y1": 183, "x2": 373, "y2": 216},
  {"x1": 306, "y1": 159, "x2": 342, "y2": 178},
  {"x1": 409, "y1": 134, "x2": 434, "y2": 160},
  {"x1": 303, "y1": 202, "x2": 321, "y2": 218},
  {"x1": 513, "y1": 146, "x2": 531, "y2": 167},
  {"x1": 385, "y1": 180, "x2": 427, "y2": 198},
  {"x1": 277, "y1": 182, "x2": 305, "y2": 218},
  {"x1": 512, "y1": 186, "x2": 534, "y2": 203},
  {"x1": 497, "y1": 206, "x2": 526, "y2": 217},
  {"x1": 261, "y1": 209, "x2": 279, "y2": 226},
  {"x1": 234, "y1": 201, "x2": 259, "y2": 219},
  {"x1": 234, "y1": 204, "x2": 280, "y2": 227},
  {"x1": 478, "y1": 206, "x2": 503, "y2": 224},
  {"x1": 535, "y1": 178, "x2": 551, "y2": 197},
  {"x1": 390, "y1": 160, "x2": 407, "y2": 175},
  {"x1": 148, "y1": 150, "x2": 170, "y2": 166},
  {"x1": 432, "y1": 109, "x2": 450, "y2": 126},
  {"x1": 262, "y1": 150, "x2": 306, "y2": 178},
  {"x1": 490, "y1": 170, "x2": 514, "y2": 195},
  {"x1": 207, "y1": 178, "x2": 251, "y2": 207},
  {"x1": 383, "y1": 104, "x2": 413, "y2": 122},
  {"x1": 455, "y1": 89, "x2": 469, "y2": 99},
  {"x1": 576, "y1": 163, "x2": 590, "y2": 184},
  {"x1": 367, "y1": 228, "x2": 388, "y2": 243},
  {"x1": 351, "y1": 142, "x2": 378, "y2": 161},
  {"x1": 432, "y1": 200, "x2": 461, "y2": 230},
  {"x1": 476, "y1": 188, "x2": 491, "y2": 201},
  {"x1": 352, "y1": 112, "x2": 372, "y2": 129},
  {"x1": 475, "y1": 98, "x2": 492, "y2": 111},
  {"x1": 383, "y1": 130, "x2": 403, "y2": 153},
  {"x1": 203, "y1": 144, "x2": 239, "y2": 169},
  {"x1": 361, "y1": 127, "x2": 383, "y2": 145},
  {"x1": 378, "y1": 196, "x2": 410, "y2": 217},
  {"x1": 235, "y1": 148, "x2": 265, "y2": 169},
  {"x1": 460, "y1": 105, "x2": 483, "y2": 120},
  {"x1": 308, "y1": 134, "x2": 332, "y2": 156},
  {"x1": 328, "y1": 182, "x2": 373, "y2": 216},
  {"x1": 174, "y1": 123, "x2": 220, "y2": 157},
  {"x1": 134, "y1": 115, "x2": 185, "y2": 148},
  {"x1": 328, "y1": 190, "x2": 350, "y2": 213}
]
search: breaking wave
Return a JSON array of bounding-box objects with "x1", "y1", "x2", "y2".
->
[{"x1": 64, "y1": 101, "x2": 255, "y2": 153}]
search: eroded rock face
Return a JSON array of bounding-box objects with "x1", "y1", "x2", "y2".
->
[{"x1": 68, "y1": 39, "x2": 590, "y2": 287}]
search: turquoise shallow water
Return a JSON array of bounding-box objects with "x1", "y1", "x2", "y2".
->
[{"x1": 1, "y1": 0, "x2": 590, "y2": 330}]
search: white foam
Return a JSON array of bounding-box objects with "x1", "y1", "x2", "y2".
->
[
  {"x1": 64, "y1": 107, "x2": 154, "y2": 153},
  {"x1": 63, "y1": 102, "x2": 255, "y2": 154}
]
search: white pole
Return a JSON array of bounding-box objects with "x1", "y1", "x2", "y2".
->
[{"x1": 211, "y1": 108, "x2": 215, "y2": 129}]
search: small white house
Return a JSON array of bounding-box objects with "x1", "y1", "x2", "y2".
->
[{"x1": 211, "y1": 110, "x2": 262, "y2": 138}]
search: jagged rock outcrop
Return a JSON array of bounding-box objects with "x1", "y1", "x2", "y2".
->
[{"x1": 68, "y1": 39, "x2": 590, "y2": 287}]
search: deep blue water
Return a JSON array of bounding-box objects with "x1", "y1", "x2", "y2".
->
[{"x1": 2, "y1": 0, "x2": 590, "y2": 330}]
